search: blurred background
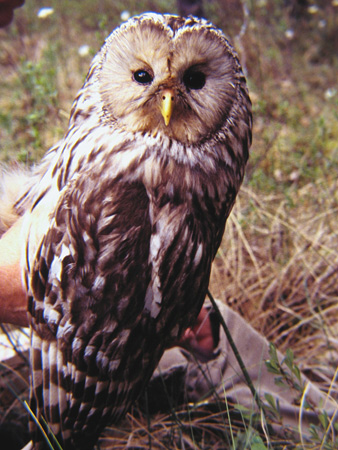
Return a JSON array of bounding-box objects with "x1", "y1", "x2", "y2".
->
[{"x1": 0, "y1": 1, "x2": 338, "y2": 448}]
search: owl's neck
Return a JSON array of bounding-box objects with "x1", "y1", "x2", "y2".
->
[{"x1": 20, "y1": 118, "x2": 241, "y2": 229}]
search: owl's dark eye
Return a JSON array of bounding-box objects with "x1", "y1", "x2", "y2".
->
[
  {"x1": 183, "y1": 69, "x2": 206, "y2": 90},
  {"x1": 133, "y1": 69, "x2": 153, "y2": 85}
]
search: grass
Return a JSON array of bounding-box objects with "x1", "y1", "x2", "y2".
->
[{"x1": 0, "y1": 0, "x2": 338, "y2": 448}]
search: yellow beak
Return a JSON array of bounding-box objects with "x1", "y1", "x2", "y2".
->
[{"x1": 160, "y1": 89, "x2": 174, "y2": 126}]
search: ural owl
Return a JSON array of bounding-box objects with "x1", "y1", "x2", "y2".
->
[{"x1": 17, "y1": 13, "x2": 252, "y2": 450}]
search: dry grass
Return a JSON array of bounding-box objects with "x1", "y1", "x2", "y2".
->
[{"x1": 211, "y1": 179, "x2": 338, "y2": 385}]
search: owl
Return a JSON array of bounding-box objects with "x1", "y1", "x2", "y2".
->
[{"x1": 16, "y1": 13, "x2": 252, "y2": 450}]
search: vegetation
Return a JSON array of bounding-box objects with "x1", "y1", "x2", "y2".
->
[{"x1": 0, "y1": 0, "x2": 337, "y2": 448}]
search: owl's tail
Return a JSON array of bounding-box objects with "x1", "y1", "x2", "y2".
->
[{"x1": 0, "y1": 165, "x2": 33, "y2": 236}]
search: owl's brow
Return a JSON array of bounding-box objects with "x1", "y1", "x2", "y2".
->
[{"x1": 133, "y1": 58, "x2": 153, "y2": 69}]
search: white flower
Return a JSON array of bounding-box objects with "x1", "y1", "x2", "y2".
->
[
  {"x1": 37, "y1": 7, "x2": 54, "y2": 19},
  {"x1": 308, "y1": 5, "x2": 319, "y2": 14},
  {"x1": 318, "y1": 19, "x2": 326, "y2": 28},
  {"x1": 285, "y1": 29, "x2": 294, "y2": 39},
  {"x1": 78, "y1": 45, "x2": 90, "y2": 57},
  {"x1": 120, "y1": 10, "x2": 131, "y2": 22},
  {"x1": 274, "y1": 169, "x2": 283, "y2": 182},
  {"x1": 324, "y1": 88, "x2": 337, "y2": 100},
  {"x1": 289, "y1": 170, "x2": 300, "y2": 182}
]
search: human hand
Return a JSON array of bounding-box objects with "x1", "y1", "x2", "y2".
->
[{"x1": 177, "y1": 306, "x2": 219, "y2": 361}]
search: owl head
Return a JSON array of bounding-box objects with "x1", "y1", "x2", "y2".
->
[{"x1": 91, "y1": 13, "x2": 250, "y2": 146}]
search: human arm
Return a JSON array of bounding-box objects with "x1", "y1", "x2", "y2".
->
[{"x1": 0, "y1": 217, "x2": 28, "y2": 327}]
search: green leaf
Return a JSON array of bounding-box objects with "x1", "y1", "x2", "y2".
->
[
  {"x1": 318, "y1": 411, "x2": 329, "y2": 429},
  {"x1": 250, "y1": 434, "x2": 268, "y2": 450},
  {"x1": 264, "y1": 393, "x2": 276, "y2": 410}
]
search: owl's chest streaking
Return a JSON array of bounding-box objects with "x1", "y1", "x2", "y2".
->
[
  {"x1": 26, "y1": 135, "x2": 234, "y2": 449},
  {"x1": 29, "y1": 145, "x2": 225, "y2": 345}
]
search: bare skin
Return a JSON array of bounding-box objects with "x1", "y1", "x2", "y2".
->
[
  {"x1": 0, "y1": 217, "x2": 28, "y2": 327},
  {"x1": 177, "y1": 306, "x2": 216, "y2": 358}
]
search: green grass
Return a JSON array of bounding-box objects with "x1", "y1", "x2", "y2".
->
[{"x1": 1, "y1": 0, "x2": 338, "y2": 449}]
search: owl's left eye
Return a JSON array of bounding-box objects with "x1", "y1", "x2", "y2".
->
[
  {"x1": 183, "y1": 69, "x2": 206, "y2": 91},
  {"x1": 133, "y1": 70, "x2": 153, "y2": 85}
]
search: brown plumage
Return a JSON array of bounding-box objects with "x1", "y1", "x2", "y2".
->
[{"x1": 16, "y1": 13, "x2": 252, "y2": 449}]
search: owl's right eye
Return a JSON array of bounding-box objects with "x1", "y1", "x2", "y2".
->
[{"x1": 133, "y1": 70, "x2": 153, "y2": 85}]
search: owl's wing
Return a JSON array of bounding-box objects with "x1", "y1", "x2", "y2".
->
[{"x1": 28, "y1": 175, "x2": 153, "y2": 450}]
